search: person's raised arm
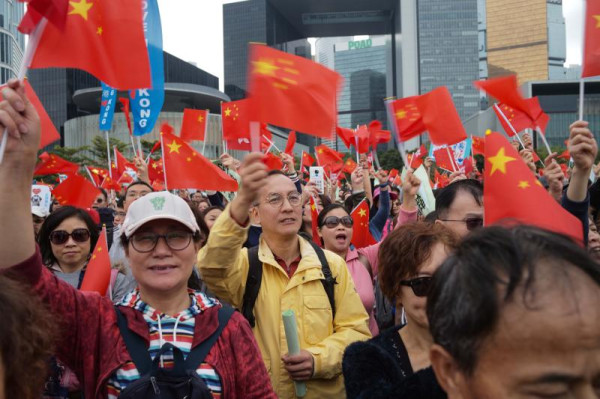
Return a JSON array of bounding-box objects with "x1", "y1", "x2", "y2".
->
[
  {"x1": 567, "y1": 121, "x2": 597, "y2": 202},
  {"x1": 0, "y1": 79, "x2": 41, "y2": 268},
  {"x1": 230, "y1": 153, "x2": 268, "y2": 225}
]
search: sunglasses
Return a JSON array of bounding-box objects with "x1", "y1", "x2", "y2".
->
[
  {"x1": 49, "y1": 229, "x2": 91, "y2": 245},
  {"x1": 439, "y1": 217, "x2": 483, "y2": 231},
  {"x1": 322, "y1": 215, "x2": 353, "y2": 229},
  {"x1": 400, "y1": 276, "x2": 432, "y2": 297}
]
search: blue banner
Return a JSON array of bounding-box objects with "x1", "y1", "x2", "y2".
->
[
  {"x1": 428, "y1": 138, "x2": 472, "y2": 165},
  {"x1": 130, "y1": 0, "x2": 164, "y2": 136},
  {"x1": 99, "y1": 82, "x2": 117, "y2": 131}
]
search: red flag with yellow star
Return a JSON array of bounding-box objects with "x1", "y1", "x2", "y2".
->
[
  {"x1": 100, "y1": 175, "x2": 121, "y2": 191},
  {"x1": 52, "y1": 174, "x2": 101, "y2": 208},
  {"x1": 493, "y1": 97, "x2": 549, "y2": 136},
  {"x1": 161, "y1": 127, "x2": 238, "y2": 191},
  {"x1": 472, "y1": 136, "x2": 485, "y2": 156},
  {"x1": 222, "y1": 99, "x2": 251, "y2": 149},
  {"x1": 484, "y1": 131, "x2": 582, "y2": 242},
  {"x1": 27, "y1": 0, "x2": 151, "y2": 90},
  {"x1": 390, "y1": 96, "x2": 427, "y2": 142},
  {"x1": 350, "y1": 199, "x2": 376, "y2": 248},
  {"x1": 80, "y1": 226, "x2": 111, "y2": 295},
  {"x1": 263, "y1": 152, "x2": 283, "y2": 171},
  {"x1": 148, "y1": 158, "x2": 164, "y2": 183},
  {"x1": 583, "y1": 0, "x2": 600, "y2": 77},
  {"x1": 343, "y1": 158, "x2": 357, "y2": 174},
  {"x1": 247, "y1": 44, "x2": 342, "y2": 138},
  {"x1": 415, "y1": 86, "x2": 467, "y2": 146},
  {"x1": 34, "y1": 153, "x2": 79, "y2": 175},
  {"x1": 113, "y1": 148, "x2": 135, "y2": 177},
  {"x1": 180, "y1": 109, "x2": 209, "y2": 142},
  {"x1": 315, "y1": 144, "x2": 343, "y2": 167},
  {"x1": 301, "y1": 151, "x2": 315, "y2": 170},
  {"x1": 309, "y1": 196, "x2": 321, "y2": 246},
  {"x1": 473, "y1": 75, "x2": 536, "y2": 122}
]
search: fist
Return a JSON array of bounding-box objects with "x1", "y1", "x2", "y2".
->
[
  {"x1": 237, "y1": 153, "x2": 268, "y2": 204},
  {"x1": 569, "y1": 120, "x2": 598, "y2": 172}
]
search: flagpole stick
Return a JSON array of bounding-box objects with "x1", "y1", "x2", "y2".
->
[
  {"x1": 160, "y1": 133, "x2": 168, "y2": 191},
  {"x1": 445, "y1": 146, "x2": 458, "y2": 173},
  {"x1": 372, "y1": 150, "x2": 381, "y2": 170},
  {"x1": 354, "y1": 136, "x2": 360, "y2": 164},
  {"x1": 201, "y1": 139, "x2": 207, "y2": 156},
  {"x1": 579, "y1": 78, "x2": 585, "y2": 121},
  {"x1": 262, "y1": 134, "x2": 282, "y2": 153},
  {"x1": 129, "y1": 134, "x2": 137, "y2": 158},
  {"x1": 384, "y1": 99, "x2": 410, "y2": 168},
  {"x1": 0, "y1": 18, "x2": 48, "y2": 165},
  {"x1": 250, "y1": 121, "x2": 260, "y2": 153},
  {"x1": 136, "y1": 136, "x2": 143, "y2": 159},
  {"x1": 493, "y1": 103, "x2": 526, "y2": 149},
  {"x1": 536, "y1": 126, "x2": 553, "y2": 155},
  {"x1": 105, "y1": 132, "x2": 113, "y2": 179},
  {"x1": 83, "y1": 166, "x2": 97, "y2": 187}
]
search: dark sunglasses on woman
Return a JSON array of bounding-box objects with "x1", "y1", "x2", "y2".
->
[
  {"x1": 49, "y1": 229, "x2": 91, "y2": 245},
  {"x1": 322, "y1": 215, "x2": 354, "y2": 229},
  {"x1": 439, "y1": 217, "x2": 483, "y2": 231},
  {"x1": 400, "y1": 276, "x2": 432, "y2": 297}
]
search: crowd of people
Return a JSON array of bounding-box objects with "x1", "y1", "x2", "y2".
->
[{"x1": 0, "y1": 77, "x2": 599, "y2": 399}]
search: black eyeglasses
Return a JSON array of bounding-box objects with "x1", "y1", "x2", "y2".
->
[
  {"x1": 400, "y1": 276, "x2": 432, "y2": 297},
  {"x1": 49, "y1": 229, "x2": 91, "y2": 245},
  {"x1": 321, "y1": 215, "x2": 353, "y2": 229},
  {"x1": 264, "y1": 192, "x2": 302, "y2": 208},
  {"x1": 439, "y1": 217, "x2": 483, "y2": 231},
  {"x1": 130, "y1": 231, "x2": 193, "y2": 253}
]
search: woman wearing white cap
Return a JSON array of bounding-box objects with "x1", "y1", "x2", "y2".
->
[{"x1": 0, "y1": 80, "x2": 275, "y2": 399}]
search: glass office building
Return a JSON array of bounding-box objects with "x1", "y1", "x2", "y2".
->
[
  {"x1": 418, "y1": 0, "x2": 480, "y2": 120},
  {"x1": 0, "y1": 0, "x2": 24, "y2": 84}
]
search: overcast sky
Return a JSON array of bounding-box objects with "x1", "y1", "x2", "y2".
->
[{"x1": 158, "y1": 0, "x2": 585, "y2": 90}]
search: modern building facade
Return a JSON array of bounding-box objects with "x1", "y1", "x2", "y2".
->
[
  {"x1": 485, "y1": 0, "x2": 566, "y2": 84},
  {"x1": 28, "y1": 51, "x2": 220, "y2": 147},
  {"x1": 0, "y1": 0, "x2": 25, "y2": 84}
]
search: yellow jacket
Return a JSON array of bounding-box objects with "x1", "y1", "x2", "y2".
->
[{"x1": 197, "y1": 207, "x2": 371, "y2": 399}]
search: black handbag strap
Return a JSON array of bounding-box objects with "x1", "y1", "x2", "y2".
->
[
  {"x1": 306, "y1": 240, "x2": 337, "y2": 319},
  {"x1": 242, "y1": 246, "x2": 262, "y2": 328},
  {"x1": 115, "y1": 305, "x2": 236, "y2": 375}
]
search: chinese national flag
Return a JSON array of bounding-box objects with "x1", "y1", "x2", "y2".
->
[
  {"x1": 416, "y1": 86, "x2": 467, "y2": 146},
  {"x1": 390, "y1": 96, "x2": 427, "y2": 142},
  {"x1": 473, "y1": 75, "x2": 536, "y2": 121},
  {"x1": 583, "y1": 0, "x2": 600, "y2": 78},
  {"x1": 263, "y1": 152, "x2": 283, "y2": 171},
  {"x1": 180, "y1": 109, "x2": 209, "y2": 142},
  {"x1": 100, "y1": 175, "x2": 121, "y2": 191},
  {"x1": 368, "y1": 120, "x2": 391, "y2": 148},
  {"x1": 350, "y1": 199, "x2": 376, "y2": 248},
  {"x1": 343, "y1": 158, "x2": 358, "y2": 174},
  {"x1": 409, "y1": 145, "x2": 428, "y2": 169},
  {"x1": 315, "y1": 145, "x2": 343, "y2": 167},
  {"x1": 389, "y1": 169, "x2": 399, "y2": 180},
  {"x1": 52, "y1": 174, "x2": 101, "y2": 208},
  {"x1": 162, "y1": 128, "x2": 238, "y2": 191},
  {"x1": 0, "y1": 80, "x2": 60, "y2": 148},
  {"x1": 117, "y1": 171, "x2": 134, "y2": 186},
  {"x1": 222, "y1": 99, "x2": 251, "y2": 149},
  {"x1": 27, "y1": 0, "x2": 151, "y2": 90},
  {"x1": 148, "y1": 158, "x2": 164, "y2": 183},
  {"x1": 433, "y1": 147, "x2": 458, "y2": 173},
  {"x1": 484, "y1": 132, "x2": 583, "y2": 242},
  {"x1": 301, "y1": 152, "x2": 315, "y2": 169},
  {"x1": 472, "y1": 136, "x2": 485, "y2": 155},
  {"x1": 84, "y1": 166, "x2": 102, "y2": 186},
  {"x1": 248, "y1": 44, "x2": 342, "y2": 138},
  {"x1": 113, "y1": 148, "x2": 135, "y2": 177},
  {"x1": 284, "y1": 131, "x2": 296, "y2": 155},
  {"x1": 336, "y1": 126, "x2": 354, "y2": 149},
  {"x1": 493, "y1": 97, "x2": 550, "y2": 136},
  {"x1": 309, "y1": 196, "x2": 321, "y2": 246},
  {"x1": 80, "y1": 227, "x2": 111, "y2": 295},
  {"x1": 434, "y1": 170, "x2": 450, "y2": 189},
  {"x1": 354, "y1": 125, "x2": 371, "y2": 154},
  {"x1": 34, "y1": 153, "x2": 79, "y2": 175}
]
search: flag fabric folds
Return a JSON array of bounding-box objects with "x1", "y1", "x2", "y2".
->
[
  {"x1": 284, "y1": 131, "x2": 296, "y2": 155},
  {"x1": 336, "y1": 126, "x2": 354, "y2": 149},
  {"x1": 80, "y1": 227, "x2": 111, "y2": 295},
  {"x1": 52, "y1": 174, "x2": 101, "y2": 208},
  {"x1": 309, "y1": 196, "x2": 321, "y2": 246},
  {"x1": 247, "y1": 44, "x2": 342, "y2": 138},
  {"x1": 315, "y1": 145, "x2": 343, "y2": 167},
  {"x1": 27, "y1": 0, "x2": 151, "y2": 90},
  {"x1": 583, "y1": 0, "x2": 600, "y2": 78},
  {"x1": 415, "y1": 86, "x2": 467, "y2": 146},
  {"x1": 493, "y1": 97, "x2": 550, "y2": 136},
  {"x1": 473, "y1": 75, "x2": 536, "y2": 121},
  {"x1": 301, "y1": 152, "x2": 316, "y2": 170},
  {"x1": 484, "y1": 131, "x2": 583, "y2": 242},
  {"x1": 390, "y1": 96, "x2": 427, "y2": 142},
  {"x1": 180, "y1": 109, "x2": 209, "y2": 142},
  {"x1": 34, "y1": 153, "x2": 79, "y2": 175},
  {"x1": 161, "y1": 128, "x2": 238, "y2": 192},
  {"x1": 119, "y1": 98, "x2": 133, "y2": 136},
  {"x1": 350, "y1": 199, "x2": 376, "y2": 248},
  {"x1": 222, "y1": 99, "x2": 251, "y2": 150}
]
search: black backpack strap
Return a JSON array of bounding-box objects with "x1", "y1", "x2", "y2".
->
[
  {"x1": 307, "y1": 241, "x2": 337, "y2": 320},
  {"x1": 115, "y1": 306, "x2": 153, "y2": 375},
  {"x1": 241, "y1": 246, "x2": 262, "y2": 328},
  {"x1": 184, "y1": 306, "x2": 235, "y2": 370}
]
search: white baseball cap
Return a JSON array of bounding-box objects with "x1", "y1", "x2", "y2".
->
[
  {"x1": 31, "y1": 206, "x2": 48, "y2": 218},
  {"x1": 121, "y1": 191, "x2": 200, "y2": 238}
]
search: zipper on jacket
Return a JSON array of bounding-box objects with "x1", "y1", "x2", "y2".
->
[{"x1": 151, "y1": 376, "x2": 160, "y2": 394}]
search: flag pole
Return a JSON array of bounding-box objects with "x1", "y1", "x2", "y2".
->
[
  {"x1": 445, "y1": 146, "x2": 458, "y2": 173},
  {"x1": 84, "y1": 166, "x2": 98, "y2": 187},
  {"x1": 372, "y1": 150, "x2": 381, "y2": 170},
  {"x1": 129, "y1": 134, "x2": 137, "y2": 158},
  {"x1": 0, "y1": 18, "x2": 48, "y2": 165},
  {"x1": 105, "y1": 132, "x2": 113, "y2": 179},
  {"x1": 384, "y1": 99, "x2": 410, "y2": 168},
  {"x1": 136, "y1": 136, "x2": 143, "y2": 159},
  {"x1": 536, "y1": 126, "x2": 553, "y2": 155},
  {"x1": 250, "y1": 121, "x2": 260, "y2": 152},
  {"x1": 579, "y1": 79, "x2": 585, "y2": 121},
  {"x1": 262, "y1": 134, "x2": 282, "y2": 154},
  {"x1": 160, "y1": 132, "x2": 168, "y2": 191},
  {"x1": 493, "y1": 103, "x2": 527, "y2": 149}
]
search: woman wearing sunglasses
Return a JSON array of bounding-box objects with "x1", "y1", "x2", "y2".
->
[{"x1": 342, "y1": 222, "x2": 458, "y2": 399}]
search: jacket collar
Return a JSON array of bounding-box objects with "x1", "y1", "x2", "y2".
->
[{"x1": 258, "y1": 235, "x2": 322, "y2": 276}]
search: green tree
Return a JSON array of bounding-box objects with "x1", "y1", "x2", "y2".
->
[
  {"x1": 89, "y1": 135, "x2": 128, "y2": 166},
  {"x1": 50, "y1": 145, "x2": 93, "y2": 166},
  {"x1": 377, "y1": 148, "x2": 404, "y2": 171}
]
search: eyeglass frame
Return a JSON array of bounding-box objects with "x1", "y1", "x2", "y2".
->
[
  {"x1": 129, "y1": 231, "x2": 195, "y2": 253},
  {"x1": 399, "y1": 276, "x2": 433, "y2": 297},
  {"x1": 438, "y1": 217, "x2": 483, "y2": 231},
  {"x1": 259, "y1": 192, "x2": 303, "y2": 208}
]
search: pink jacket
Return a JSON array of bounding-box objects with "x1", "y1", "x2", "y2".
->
[{"x1": 346, "y1": 207, "x2": 418, "y2": 336}]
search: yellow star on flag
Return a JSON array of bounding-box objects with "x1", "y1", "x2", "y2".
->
[
  {"x1": 594, "y1": 15, "x2": 600, "y2": 28},
  {"x1": 252, "y1": 58, "x2": 279, "y2": 76},
  {"x1": 69, "y1": 0, "x2": 94, "y2": 20},
  {"x1": 97, "y1": 26, "x2": 103, "y2": 35},
  {"x1": 318, "y1": 149, "x2": 324, "y2": 154},
  {"x1": 167, "y1": 140, "x2": 182, "y2": 154},
  {"x1": 488, "y1": 147, "x2": 516, "y2": 176},
  {"x1": 358, "y1": 209, "x2": 367, "y2": 218},
  {"x1": 518, "y1": 181, "x2": 530, "y2": 189},
  {"x1": 97, "y1": 247, "x2": 102, "y2": 252},
  {"x1": 396, "y1": 109, "x2": 407, "y2": 119},
  {"x1": 198, "y1": 115, "x2": 204, "y2": 122},
  {"x1": 92, "y1": 254, "x2": 97, "y2": 260},
  {"x1": 224, "y1": 107, "x2": 232, "y2": 117},
  {"x1": 311, "y1": 204, "x2": 316, "y2": 211},
  {"x1": 187, "y1": 157, "x2": 192, "y2": 162}
]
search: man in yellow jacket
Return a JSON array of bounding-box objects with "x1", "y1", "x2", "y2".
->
[{"x1": 198, "y1": 153, "x2": 371, "y2": 398}]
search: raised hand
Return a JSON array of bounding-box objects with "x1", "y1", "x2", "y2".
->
[{"x1": 230, "y1": 153, "x2": 269, "y2": 224}]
